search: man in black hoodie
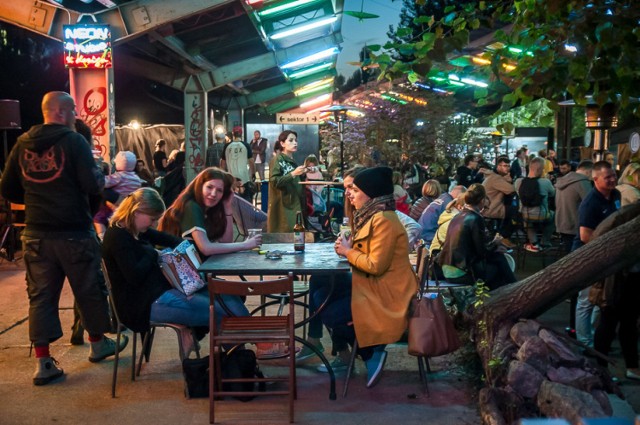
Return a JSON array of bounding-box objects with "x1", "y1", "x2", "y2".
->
[{"x1": 1, "y1": 91, "x2": 127, "y2": 386}]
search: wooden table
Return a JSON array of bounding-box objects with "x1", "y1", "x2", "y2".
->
[{"x1": 199, "y1": 243, "x2": 350, "y2": 400}]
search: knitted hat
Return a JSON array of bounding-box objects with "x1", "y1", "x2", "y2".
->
[
  {"x1": 353, "y1": 166, "x2": 394, "y2": 199},
  {"x1": 115, "y1": 151, "x2": 137, "y2": 172}
]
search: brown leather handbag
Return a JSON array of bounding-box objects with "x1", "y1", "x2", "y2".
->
[{"x1": 408, "y1": 280, "x2": 461, "y2": 357}]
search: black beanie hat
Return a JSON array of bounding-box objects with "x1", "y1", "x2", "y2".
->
[{"x1": 353, "y1": 166, "x2": 394, "y2": 199}]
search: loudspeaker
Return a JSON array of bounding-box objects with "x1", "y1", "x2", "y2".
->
[{"x1": 0, "y1": 100, "x2": 21, "y2": 130}]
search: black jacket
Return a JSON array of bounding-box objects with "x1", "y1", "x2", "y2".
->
[
  {"x1": 102, "y1": 226, "x2": 181, "y2": 332},
  {"x1": 438, "y1": 207, "x2": 491, "y2": 278},
  {"x1": 1, "y1": 124, "x2": 104, "y2": 238}
]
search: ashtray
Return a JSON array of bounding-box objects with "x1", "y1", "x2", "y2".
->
[{"x1": 265, "y1": 251, "x2": 283, "y2": 260}]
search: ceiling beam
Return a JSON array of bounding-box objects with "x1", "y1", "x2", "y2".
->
[
  {"x1": 0, "y1": 0, "x2": 236, "y2": 42},
  {"x1": 265, "y1": 87, "x2": 333, "y2": 114}
]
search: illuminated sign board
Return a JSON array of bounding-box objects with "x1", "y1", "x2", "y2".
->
[{"x1": 63, "y1": 25, "x2": 112, "y2": 69}]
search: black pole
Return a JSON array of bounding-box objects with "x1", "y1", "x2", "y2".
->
[{"x1": 339, "y1": 120, "x2": 344, "y2": 178}]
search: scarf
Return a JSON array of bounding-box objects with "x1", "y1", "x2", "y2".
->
[{"x1": 352, "y1": 194, "x2": 395, "y2": 234}]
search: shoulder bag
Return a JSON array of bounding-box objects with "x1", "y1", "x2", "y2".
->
[
  {"x1": 159, "y1": 240, "x2": 206, "y2": 296},
  {"x1": 408, "y1": 269, "x2": 461, "y2": 357}
]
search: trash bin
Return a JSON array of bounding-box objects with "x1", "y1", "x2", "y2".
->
[{"x1": 260, "y1": 180, "x2": 268, "y2": 213}]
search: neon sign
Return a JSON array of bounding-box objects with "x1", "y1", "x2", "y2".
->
[{"x1": 63, "y1": 25, "x2": 112, "y2": 69}]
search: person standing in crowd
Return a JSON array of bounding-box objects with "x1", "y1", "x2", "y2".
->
[
  {"x1": 250, "y1": 130, "x2": 268, "y2": 181},
  {"x1": 0, "y1": 91, "x2": 126, "y2": 386},
  {"x1": 455, "y1": 154, "x2": 479, "y2": 188},
  {"x1": 221, "y1": 126, "x2": 255, "y2": 203},
  {"x1": 480, "y1": 157, "x2": 516, "y2": 247},
  {"x1": 267, "y1": 130, "x2": 309, "y2": 232},
  {"x1": 153, "y1": 139, "x2": 168, "y2": 177},
  {"x1": 554, "y1": 160, "x2": 593, "y2": 250},
  {"x1": 135, "y1": 159, "x2": 154, "y2": 187},
  {"x1": 573, "y1": 161, "x2": 621, "y2": 350},
  {"x1": 557, "y1": 159, "x2": 573, "y2": 177},
  {"x1": 205, "y1": 132, "x2": 226, "y2": 168},
  {"x1": 616, "y1": 162, "x2": 640, "y2": 206},
  {"x1": 514, "y1": 157, "x2": 556, "y2": 252},
  {"x1": 409, "y1": 179, "x2": 442, "y2": 221},
  {"x1": 591, "y1": 203, "x2": 640, "y2": 381},
  {"x1": 510, "y1": 147, "x2": 528, "y2": 180}
]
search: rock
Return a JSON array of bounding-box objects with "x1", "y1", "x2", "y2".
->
[
  {"x1": 516, "y1": 336, "x2": 550, "y2": 374},
  {"x1": 538, "y1": 329, "x2": 582, "y2": 365},
  {"x1": 547, "y1": 366, "x2": 603, "y2": 392},
  {"x1": 590, "y1": 389, "x2": 613, "y2": 416},
  {"x1": 510, "y1": 320, "x2": 541, "y2": 347},
  {"x1": 507, "y1": 360, "x2": 545, "y2": 398},
  {"x1": 536, "y1": 380, "x2": 606, "y2": 423}
]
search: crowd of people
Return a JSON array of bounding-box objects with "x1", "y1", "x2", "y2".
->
[{"x1": 1, "y1": 91, "x2": 637, "y2": 392}]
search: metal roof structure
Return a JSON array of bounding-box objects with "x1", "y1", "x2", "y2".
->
[{"x1": 0, "y1": 0, "x2": 344, "y2": 115}]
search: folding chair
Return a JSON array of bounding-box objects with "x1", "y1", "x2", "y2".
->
[
  {"x1": 207, "y1": 273, "x2": 296, "y2": 424},
  {"x1": 101, "y1": 259, "x2": 137, "y2": 398}
]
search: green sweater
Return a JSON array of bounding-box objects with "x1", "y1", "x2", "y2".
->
[{"x1": 267, "y1": 153, "x2": 305, "y2": 232}]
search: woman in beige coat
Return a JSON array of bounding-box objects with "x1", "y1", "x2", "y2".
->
[{"x1": 334, "y1": 166, "x2": 417, "y2": 388}]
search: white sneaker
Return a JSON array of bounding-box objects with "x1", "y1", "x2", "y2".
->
[{"x1": 33, "y1": 357, "x2": 64, "y2": 386}]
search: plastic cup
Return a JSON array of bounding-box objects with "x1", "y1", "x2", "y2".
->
[{"x1": 248, "y1": 228, "x2": 262, "y2": 247}]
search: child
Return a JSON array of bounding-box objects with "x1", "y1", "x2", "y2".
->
[{"x1": 93, "y1": 151, "x2": 143, "y2": 238}]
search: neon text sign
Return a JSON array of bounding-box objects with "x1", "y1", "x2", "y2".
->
[{"x1": 63, "y1": 25, "x2": 112, "y2": 69}]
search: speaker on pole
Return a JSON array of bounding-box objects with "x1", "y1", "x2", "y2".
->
[{"x1": 0, "y1": 99, "x2": 21, "y2": 164}]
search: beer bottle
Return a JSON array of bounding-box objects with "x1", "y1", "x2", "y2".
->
[{"x1": 293, "y1": 211, "x2": 305, "y2": 251}]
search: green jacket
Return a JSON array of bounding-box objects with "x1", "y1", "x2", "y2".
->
[{"x1": 267, "y1": 153, "x2": 305, "y2": 232}]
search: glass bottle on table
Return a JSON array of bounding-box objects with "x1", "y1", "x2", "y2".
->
[{"x1": 293, "y1": 211, "x2": 305, "y2": 252}]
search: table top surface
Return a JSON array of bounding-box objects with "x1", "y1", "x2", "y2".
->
[{"x1": 199, "y1": 243, "x2": 351, "y2": 275}]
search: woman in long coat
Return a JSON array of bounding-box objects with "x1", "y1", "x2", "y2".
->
[
  {"x1": 267, "y1": 130, "x2": 308, "y2": 232},
  {"x1": 334, "y1": 166, "x2": 417, "y2": 388}
]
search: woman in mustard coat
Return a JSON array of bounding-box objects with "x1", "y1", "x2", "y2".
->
[{"x1": 334, "y1": 166, "x2": 418, "y2": 388}]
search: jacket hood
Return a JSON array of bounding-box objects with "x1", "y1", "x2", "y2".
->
[
  {"x1": 555, "y1": 171, "x2": 590, "y2": 190},
  {"x1": 18, "y1": 124, "x2": 74, "y2": 152}
]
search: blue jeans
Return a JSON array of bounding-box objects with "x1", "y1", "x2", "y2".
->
[
  {"x1": 308, "y1": 272, "x2": 353, "y2": 352},
  {"x1": 575, "y1": 287, "x2": 600, "y2": 347},
  {"x1": 150, "y1": 288, "x2": 248, "y2": 328}
]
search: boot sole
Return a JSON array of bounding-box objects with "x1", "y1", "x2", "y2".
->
[
  {"x1": 88, "y1": 335, "x2": 129, "y2": 363},
  {"x1": 33, "y1": 370, "x2": 64, "y2": 386}
]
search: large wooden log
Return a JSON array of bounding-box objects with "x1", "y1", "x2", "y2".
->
[{"x1": 475, "y1": 215, "x2": 640, "y2": 344}]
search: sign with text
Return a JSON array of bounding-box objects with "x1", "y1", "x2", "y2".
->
[
  {"x1": 276, "y1": 113, "x2": 320, "y2": 124},
  {"x1": 63, "y1": 25, "x2": 112, "y2": 68}
]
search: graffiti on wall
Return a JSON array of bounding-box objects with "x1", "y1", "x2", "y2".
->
[
  {"x1": 79, "y1": 86, "x2": 108, "y2": 157},
  {"x1": 188, "y1": 95, "x2": 205, "y2": 173}
]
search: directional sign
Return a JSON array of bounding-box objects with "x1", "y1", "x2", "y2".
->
[{"x1": 276, "y1": 113, "x2": 321, "y2": 124}]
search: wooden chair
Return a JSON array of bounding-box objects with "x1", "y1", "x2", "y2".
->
[{"x1": 207, "y1": 273, "x2": 296, "y2": 424}]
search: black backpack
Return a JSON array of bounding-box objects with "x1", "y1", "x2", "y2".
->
[
  {"x1": 518, "y1": 177, "x2": 542, "y2": 207},
  {"x1": 182, "y1": 348, "x2": 265, "y2": 400}
]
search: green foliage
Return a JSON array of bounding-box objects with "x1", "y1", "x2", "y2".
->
[{"x1": 376, "y1": 0, "x2": 640, "y2": 118}]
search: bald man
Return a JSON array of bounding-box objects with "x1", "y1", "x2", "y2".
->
[{"x1": 1, "y1": 91, "x2": 127, "y2": 386}]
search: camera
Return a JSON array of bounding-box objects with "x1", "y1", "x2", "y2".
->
[{"x1": 306, "y1": 166, "x2": 317, "y2": 173}]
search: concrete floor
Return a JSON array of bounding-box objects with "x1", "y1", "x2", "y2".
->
[{"x1": 0, "y1": 248, "x2": 638, "y2": 424}]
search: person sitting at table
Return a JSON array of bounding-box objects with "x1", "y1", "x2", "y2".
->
[
  {"x1": 437, "y1": 183, "x2": 517, "y2": 290},
  {"x1": 302, "y1": 167, "x2": 417, "y2": 388},
  {"x1": 102, "y1": 188, "x2": 211, "y2": 356},
  {"x1": 267, "y1": 130, "x2": 310, "y2": 232},
  {"x1": 158, "y1": 167, "x2": 289, "y2": 358},
  {"x1": 298, "y1": 166, "x2": 420, "y2": 368}
]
